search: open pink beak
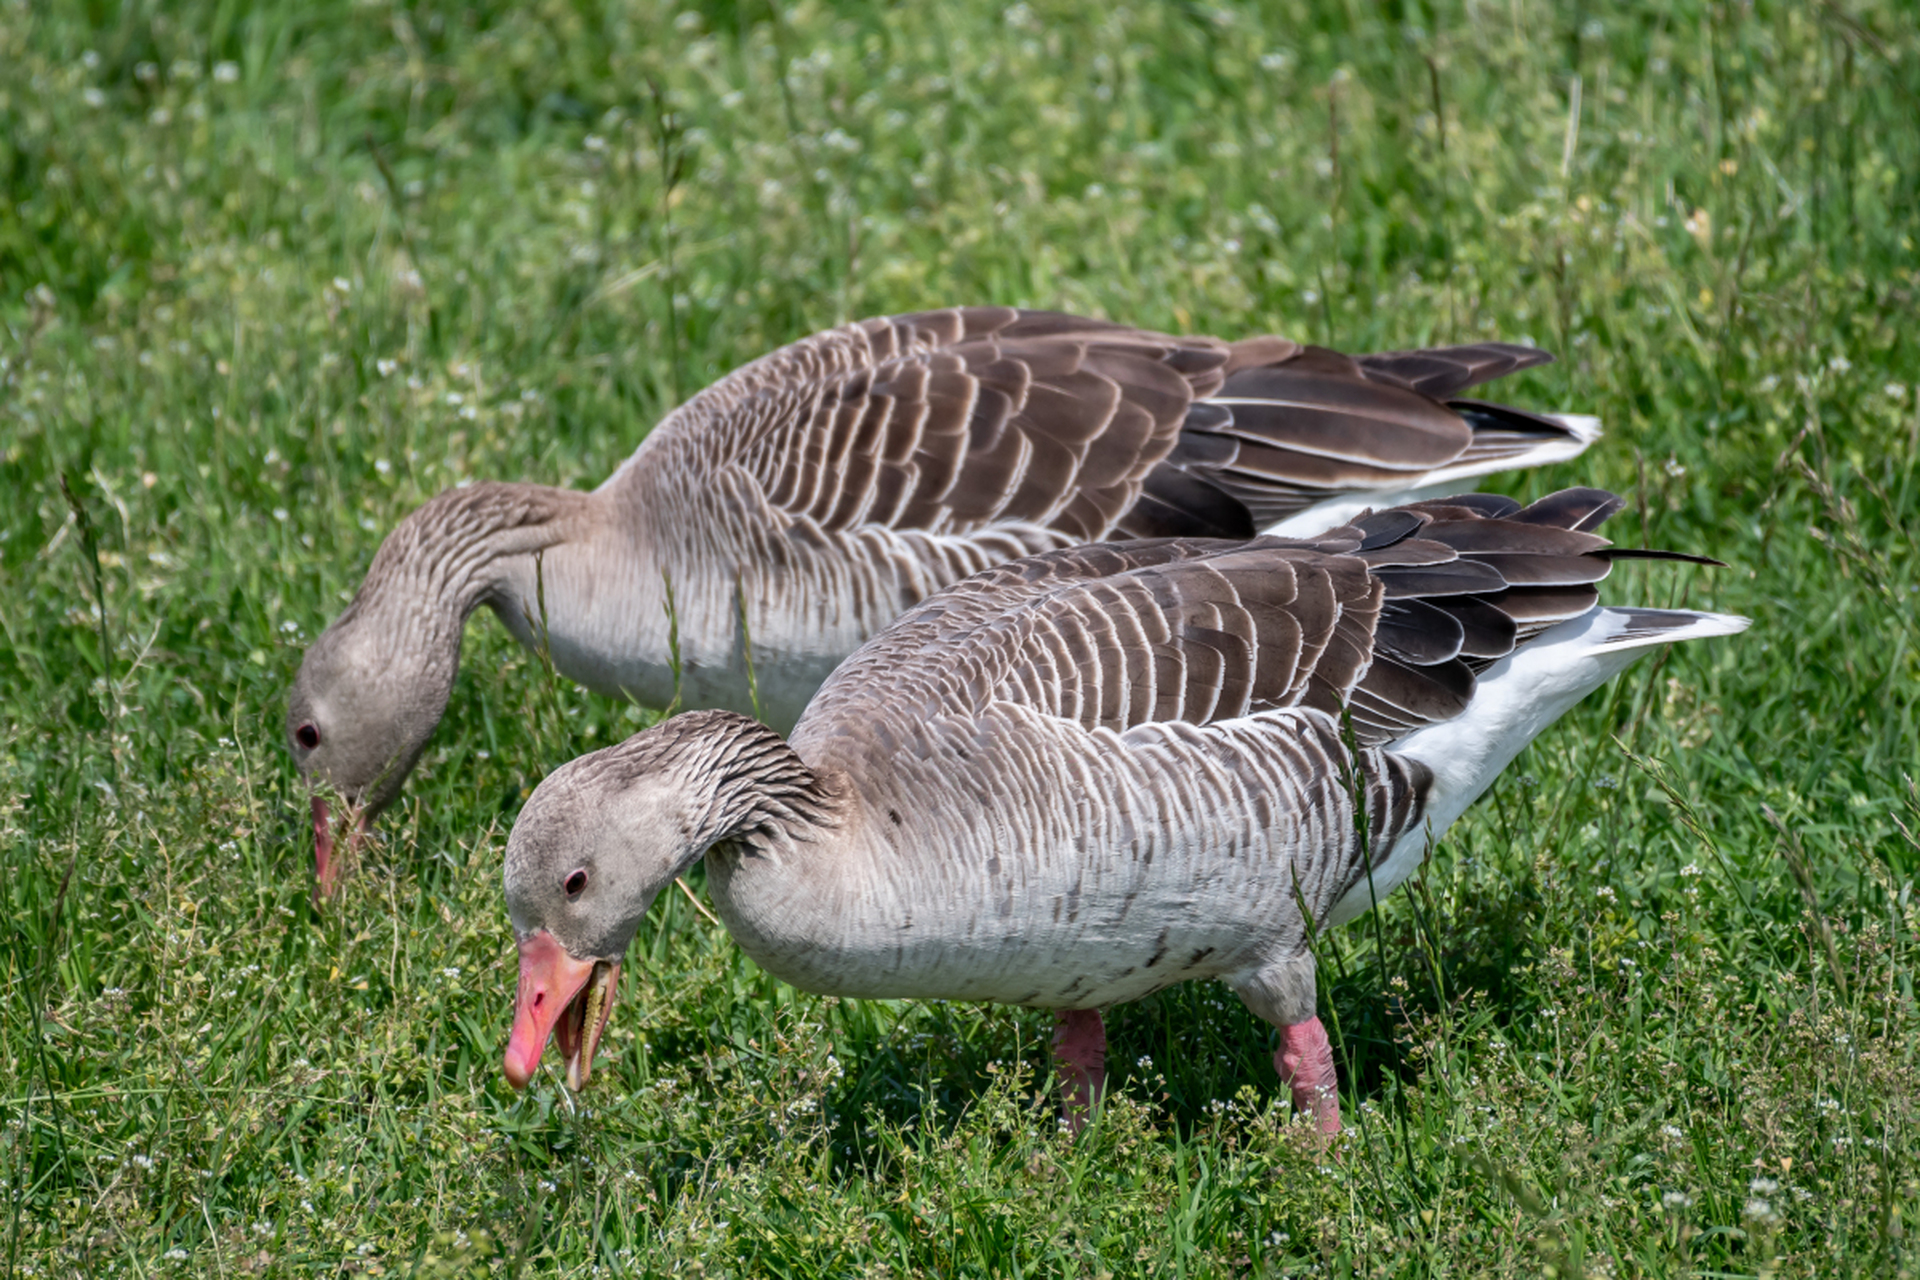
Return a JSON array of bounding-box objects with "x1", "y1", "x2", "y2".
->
[
  {"x1": 503, "y1": 930, "x2": 620, "y2": 1091},
  {"x1": 310, "y1": 796, "x2": 369, "y2": 901}
]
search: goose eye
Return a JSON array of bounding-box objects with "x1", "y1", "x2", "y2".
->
[
  {"x1": 564, "y1": 869, "x2": 588, "y2": 898},
  {"x1": 295, "y1": 723, "x2": 321, "y2": 750}
]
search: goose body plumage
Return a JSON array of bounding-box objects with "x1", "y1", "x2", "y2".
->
[
  {"x1": 289, "y1": 308, "x2": 1599, "y2": 884},
  {"x1": 498, "y1": 488, "x2": 1746, "y2": 1132}
]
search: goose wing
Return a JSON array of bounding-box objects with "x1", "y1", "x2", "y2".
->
[
  {"x1": 801, "y1": 488, "x2": 1675, "y2": 749},
  {"x1": 638, "y1": 310, "x2": 1587, "y2": 547},
  {"x1": 1119, "y1": 343, "x2": 1581, "y2": 537},
  {"x1": 649, "y1": 306, "x2": 1241, "y2": 543}
]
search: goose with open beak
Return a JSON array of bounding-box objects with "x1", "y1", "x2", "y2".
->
[{"x1": 494, "y1": 488, "x2": 1745, "y2": 1131}]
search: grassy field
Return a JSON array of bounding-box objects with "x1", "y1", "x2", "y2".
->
[{"x1": 4, "y1": 0, "x2": 1919, "y2": 1274}]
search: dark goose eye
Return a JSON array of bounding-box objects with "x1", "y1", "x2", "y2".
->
[
  {"x1": 295, "y1": 723, "x2": 321, "y2": 750},
  {"x1": 564, "y1": 869, "x2": 588, "y2": 898}
]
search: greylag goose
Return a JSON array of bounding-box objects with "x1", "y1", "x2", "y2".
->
[
  {"x1": 289, "y1": 307, "x2": 1601, "y2": 891},
  {"x1": 496, "y1": 487, "x2": 1745, "y2": 1135}
]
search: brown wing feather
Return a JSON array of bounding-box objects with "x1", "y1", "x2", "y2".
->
[
  {"x1": 649, "y1": 310, "x2": 1586, "y2": 550},
  {"x1": 1117, "y1": 343, "x2": 1587, "y2": 536},
  {"x1": 725, "y1": 308, "x2": 1233, "y2": 541},
  {"x1": 803, "y1": 488, "x2": 1700, "y2": 756}
]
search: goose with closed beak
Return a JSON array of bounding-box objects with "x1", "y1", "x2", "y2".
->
[
  {"x1": 289, "y1": 307, "x2": 1601, "y2": 892},
  {"x1": 498, "y1": 487, "x2": 1745, "y2": 1132}
]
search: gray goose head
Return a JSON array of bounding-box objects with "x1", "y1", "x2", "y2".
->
[
  {"x1": 501, "y1": 709, "x2": 829, "y2": 1089},
  {"x1": 289, "y1": 482, "x2": 582, "y2": 894}
]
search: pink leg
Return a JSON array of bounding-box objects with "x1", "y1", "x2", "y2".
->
[
  {"x1": 1051, "y1": 1009, "x2": 1106, "y2": 1133},
  {"x1": 1275, "y1": 1016, "x2": 1341, "y2": 1138}
]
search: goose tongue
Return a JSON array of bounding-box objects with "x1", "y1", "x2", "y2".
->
[{"x1": 503, "y1": 931, "x2": 619, "y2": 1091}]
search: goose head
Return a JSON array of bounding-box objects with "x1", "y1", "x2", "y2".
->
[
  {"x1": 500, "y1": 710, "x2": 826, "y2": 1090},
  {"x1": 287, "y1": 593, "x2": 462, "y2": 896},
  {"x1": 498, "y1": 733, "x2": 711, "y2": 1091}
]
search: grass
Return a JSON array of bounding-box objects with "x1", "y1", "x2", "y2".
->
[{"x1": 3, "y1": 0, "x2": 1918, "y2": 1274}]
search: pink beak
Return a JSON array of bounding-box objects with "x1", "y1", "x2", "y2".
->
[
  {"x1": 310, "y1": 796, "x2": 369, "y2": 901},
  {"x1": 503, "y1": 930, "x2": 620, "y2": 1091}
]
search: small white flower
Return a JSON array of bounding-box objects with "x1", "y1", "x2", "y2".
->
[
  {"x1": 1661, "y1": 1124, "x2": 1683, "y2": 1139},
  {"x1": 1885, "y1": 382, "x2": 1908, "y2": 401},
  {"x1": 163, "y1": 1248, "x2": 187, "y2": 1261},
  {"x1": 1662, "y1": 1190, "x2": 1692, "y2": 1209},
  {"x1": 1744, "y1": 1196, "x2": 1777, "y2": 1222},
  {"x1": 214, "y1": 61, "x2": 240, "y2": 83},
  {"x1": 1595, "y1": 886, "x2": 1617, "y2": 903},
  {"x1": 83, "y1": 87, "x2": 107, "y2": 107},
  {"x1": 377, "y1": 358, "x2": 398, "y2": 377},
  {"x1": 443, "y1": 967, "x2": 461, "y2": 979},
  {"x1": 374, "y1": 458, "x2": 392, "y2": 475},
  {"x1": 1664, "y1": 456, "x2": 1687, "y2": 478},
  {"x1": 1828, "y1": 354, "x2": 1852, "y2": 373},
  {"x1": 1751, "y1": 1177, "x2": 1779, "y2": 1194},
  {"x1": 1680, "y1": 863, "x2": 1702, "y2": 877},
  {"x1": 273, "y1": 508, "x2": 288, "y2": 522},
  {"x1": 81, "y1": 49, "x2": 101, "y2": 68},
  {"x1": 538, "y1": 1179, "x2": 557, "y2": 1193}
]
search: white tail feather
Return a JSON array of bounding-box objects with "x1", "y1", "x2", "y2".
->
[{"x1": 1322, "y1": 605, "x2": 1749, "y2": 929}]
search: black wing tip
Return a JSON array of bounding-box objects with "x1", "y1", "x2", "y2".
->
[{"x1": 1597, "y1": 548, "x2": 1729, "y2": 568}]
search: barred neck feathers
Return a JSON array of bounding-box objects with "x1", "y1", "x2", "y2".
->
[
  {"x1": 352, "y1": 481, "x2": 592, "y2": 624},
  {"x1": 648, "y1": 709, "x2": 839, "y2": 852}
]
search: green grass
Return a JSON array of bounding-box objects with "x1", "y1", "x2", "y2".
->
[{"x1": 3, "y1": 0, "x2": 1918, "y2": 1274}]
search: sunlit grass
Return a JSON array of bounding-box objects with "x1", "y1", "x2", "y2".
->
[{"x1": 3, "y1": 0, "x2": 1918, "y2": 1275}]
